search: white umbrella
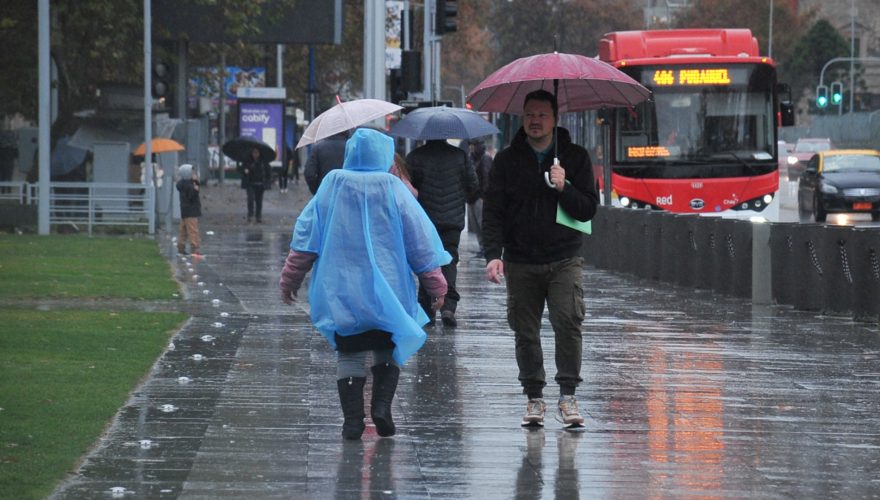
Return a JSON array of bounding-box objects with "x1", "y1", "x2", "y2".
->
[{"x1": 296, "y1": 98, "x2": 402, "y2": 149}]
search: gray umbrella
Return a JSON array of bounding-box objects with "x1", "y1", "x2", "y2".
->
[{"x1": 389, "y1": 106, "x2": 499, "y2": 140}]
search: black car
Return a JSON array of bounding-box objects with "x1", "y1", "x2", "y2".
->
[{"x1": 797, "y1": 149, "x2": 880, "y2": 222}]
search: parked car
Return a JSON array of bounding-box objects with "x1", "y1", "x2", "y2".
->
[
  {"x1": 797, "y1": 149, "x2": 880, "y2": 222},
  {"x1": 787, "y1": 138, "x2": 832, "y2": 181}
]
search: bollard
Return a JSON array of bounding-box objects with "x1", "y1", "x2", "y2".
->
[
  {"x1": 819, "y1": 225, "x2": 856, "y2": 315},
  {"x1": 752, "y1": 221, "x2": 772, "y2": 305},
  {"x1": 693, "y1": 216, "x2": 716, "y2": 290},
  {"x1": 581, "y1": 207, "x2": 601, "y2": 267},
  {"x1": 851, "y1": 228, "x2": 880, "y2": 321},
  {"x1": 769, "y1": 223, "x2": 797, "y2": 307},
  {"x1": 643, "y1": 210, "x2": 663, "y2": 281},
  {"x1": 711, "y1": 217, "x2": 731, "y2": 295},
  {"x1": 791, "y1": 224, "x2": 826, "y2": 311},
  {"x1": 729, "y1": 219, "x2": 753, "y2": 299},
  {"x1": 594, "y1": 207, "x2": 613, "y2": 269},
  {"x1": 675, "y1": 215, "x2": 700, "y2": 288},
  {"x1": 658, "y1": 212, "x2": 682, "y2": 284},
  {"x1": 632, "y1": 211, "x2": 653, "y2": 279},
  {"x1": 612, "y1": 209, "x2": 631, "y2": 274}
]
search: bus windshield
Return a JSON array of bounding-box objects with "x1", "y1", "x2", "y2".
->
[{"x1": 614, "y1": 64, "x2": 776, "y2": 165}]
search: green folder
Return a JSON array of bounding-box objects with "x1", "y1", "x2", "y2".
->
[
  {"x1": 555, "y1": 179, "x2": 591, "y2": 234},
  {"x1": 556, "y1": 203, "x2": 591, "y2": 234}
]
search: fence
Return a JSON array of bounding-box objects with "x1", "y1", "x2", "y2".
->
[
  {"x1": 0, "y1": 181, "x2": 155, "y2": 235},
  {"x1": 779, "y1": 111, "x2": 880, "y2": 149},
  {"x1": 582, "y1": 207, "x2": 880, "y2": 322}
]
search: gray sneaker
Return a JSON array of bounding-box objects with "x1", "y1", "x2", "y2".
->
[
  {"x1": 556, "y1": 396, "x2": 585, "y2": 427},
  {"x1": 521, "y1": 398, "x2": 546, "y2": 427}
]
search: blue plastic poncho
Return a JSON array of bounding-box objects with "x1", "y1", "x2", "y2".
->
[{"x1": 291, "y1": 128, "x2": 451, "y2": 365}]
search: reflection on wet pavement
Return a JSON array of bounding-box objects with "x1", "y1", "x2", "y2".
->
[{"x1": 51, "y1": 182, "x2": 880, "y2": 498}]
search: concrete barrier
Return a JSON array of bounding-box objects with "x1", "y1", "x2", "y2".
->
[
  {"x1": 582, "y1": 206, "x2": 878, "y2": 323},
  {"x1": 851, "y1": 228, "x2": 880, "y2": 321},
  {"x1": 820, "y1": 225, "x2": 856, "y2": 315}
]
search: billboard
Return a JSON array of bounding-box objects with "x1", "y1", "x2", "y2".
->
[
  {"x1": 154, "y1": 0, "x2": 343, "y2": 45},
  {"x1": 189, "y1": 67, "x2": 266, "y2": 107},
  {"x1": 238, "y1": 101, "x2": 284, "y2": 167}
]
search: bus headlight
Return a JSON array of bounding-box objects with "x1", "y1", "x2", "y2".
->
[
  {"x1": 763, "y1": 194, "x2": 773, "y2": 204},
  {"x1": 787, "y1": 156, "x2": 798, "y2": 165},
  {"x1": 620, "y1": 196, "x2": 631, "y2": 207}
]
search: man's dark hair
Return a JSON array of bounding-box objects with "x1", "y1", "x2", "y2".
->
[{"x1": 523, "y1": 89, "x2": 558, "y2": 118}]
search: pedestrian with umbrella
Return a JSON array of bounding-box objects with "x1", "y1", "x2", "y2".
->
[
  {"x1": 468, "y1": 51, "x2": 650, "y2": 429},
  {"x1": 390, "y1": 106, "x2": 496, "y2": 328},
  {"x1": 222, "y1": 136, "x2": 275, "y2": 223},
  {"x1": 298, "y1": 97, "x2": 403, "y2": 194}
]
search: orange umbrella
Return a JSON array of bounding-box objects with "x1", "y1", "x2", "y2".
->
[{"x1": 133, "y1": 138, "x2": 185, "y2": 156}]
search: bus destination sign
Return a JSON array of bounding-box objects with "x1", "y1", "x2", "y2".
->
[{"x1": 652, "y1": 68, "x2": 732, "y2": 86}]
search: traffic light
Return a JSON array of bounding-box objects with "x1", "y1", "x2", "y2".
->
[
  {"x1": 389, "y1": 69, "x2": 406, "y2": 105},
  {"x1": 152, "y1": 61, "x2": 170, "y2": 101},
  {"x1": 830, "y1": 81, "x2": 843, "y2": 106},
  {"x1": 815, "y1": 84, "x2": 828, "y2": 109},
  {"x1": 435, "y1": 0, "x2": 458, "y2": 35}
]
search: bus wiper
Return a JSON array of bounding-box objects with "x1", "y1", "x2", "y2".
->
[{"x1": 721, "y1": 152, "x2": 762, "y2": 174}]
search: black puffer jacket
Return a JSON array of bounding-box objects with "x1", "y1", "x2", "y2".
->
[
  {"x1": 406, "y1": 140, "x2": 479, "y2": 232},
  {"x1": 304, "y1": 133, "x2": 347, "y2": 194},
  {"x1": 482, "y1": 127, "x2": 598, "y2": 264}
]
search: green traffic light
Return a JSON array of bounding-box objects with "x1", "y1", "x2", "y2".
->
[
  {"x1": 817, "y1": 96, "x2": 828, "y2": 108},
  {"x1": 831, "y1": 93, "x2": 842, "y2": 105}
]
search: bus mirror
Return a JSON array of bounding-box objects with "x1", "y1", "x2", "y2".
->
[
  {"x1": 597, "y1": 108, "x2": 613, "y2": 126},
  {"x1": 779, "y1": 101, "x2": 795, "y2": 127}
]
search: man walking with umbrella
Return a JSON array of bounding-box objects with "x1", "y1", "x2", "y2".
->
[
  {"x1": 482, "y1": 89, "x2": 599, "y2": 428},
  {"x1": 406, "y1": 139, "x2": 479, "y2": 327}
]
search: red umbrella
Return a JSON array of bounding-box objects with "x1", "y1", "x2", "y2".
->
[
  {"x1": 468, "y1": 51, "x2": 651, "y2": 188},
  {"x1": 467, "y1": 52, "x2": 650, "y2": 115}
]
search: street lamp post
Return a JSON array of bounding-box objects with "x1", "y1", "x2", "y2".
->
[
  {"x1": 768, "y1": 0, "x2": 774, "y2": 59},
  {"x1": 849, "y1": 0, "x2": 856, "y2": 114}
]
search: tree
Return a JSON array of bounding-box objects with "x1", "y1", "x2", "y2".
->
[
  {"x1": 489, "y1": 0, "x2": 643, "y2": 66},
  {"x1": 673, "y1": 0, "x2": 815, "y2": 101},
  {"x1": 0, "y1": 0, "x2": 314, "y2": 132},
  {"x1": 787, "y1": 19, "x2": 853, "y2": 105},
  {"x1": 0, "y1": 2, "x2": 38, "y2": 121},
  {"x1": 438, "y1": 0, "x2": 496, "y2": 105}
]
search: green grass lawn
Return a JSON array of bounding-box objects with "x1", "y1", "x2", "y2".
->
[
  {"x1": 0, "y1": 235, "x2": 180, "y2": 299},
  {"x1": 0, "y1": 235, "x2": 185, "y2": 499}
]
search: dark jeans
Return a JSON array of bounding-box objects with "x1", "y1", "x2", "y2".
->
[
  {"x1": 246, "y1": 184, "x2": 265, "y2": 219},
  {"x1": 278, "y1": 171, "x2": 288, "y2": 190},
  {"x1": 504, "y1": 256, "x2": 585, "y2": 398},
  {"x1": 418, "y1": 228, "x2": 461, "y2": 317}
]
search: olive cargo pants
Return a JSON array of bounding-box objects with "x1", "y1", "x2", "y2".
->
[{"x1": 504, "y1": 256, "x2": 585, "y2": 398}]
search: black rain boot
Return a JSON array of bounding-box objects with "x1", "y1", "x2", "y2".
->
[
  {"x1": 370, "y1": 363, "x2": 400, "y2": 437},
  {"x1": 337, "y1": 377, "x2": 366, "y2": 440}
]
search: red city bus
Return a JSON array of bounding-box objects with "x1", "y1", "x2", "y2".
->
[{"x1": 598, "y1": 29, "x2": 793, "y2": 217}]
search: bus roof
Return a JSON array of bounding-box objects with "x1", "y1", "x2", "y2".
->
[{"x1": 599, "y1": 29, "x2": 764, "y2": 65}]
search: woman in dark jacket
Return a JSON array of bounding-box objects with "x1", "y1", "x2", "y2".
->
[{"x1": 238, "y1": 148, "x2": 272, "y2": 223}]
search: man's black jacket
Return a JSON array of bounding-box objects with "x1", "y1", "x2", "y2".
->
[{"x1": 482, "y1": 127, "x2": 598, "y2": 264}]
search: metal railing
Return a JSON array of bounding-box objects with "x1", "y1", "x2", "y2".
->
[{"x1": 0, "y1": 181, "x2": 155, "y2": 235}]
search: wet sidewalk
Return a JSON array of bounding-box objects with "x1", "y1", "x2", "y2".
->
[{"x1": 52, "y1": 180, "x2": 880, "y2": 499}]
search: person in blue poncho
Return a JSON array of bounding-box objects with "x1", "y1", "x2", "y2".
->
[{"x1": 279, "y1": 128, "x2": 451, "y2": 440}]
